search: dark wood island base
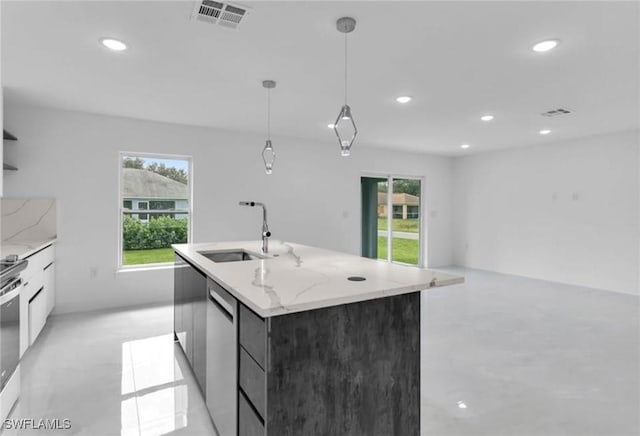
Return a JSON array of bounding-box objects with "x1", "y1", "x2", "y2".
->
[{"x1": 240, "y1": 292, "x2": 421, "y2": 436}]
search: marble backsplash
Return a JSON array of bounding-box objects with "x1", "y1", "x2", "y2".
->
[{"x1": 1, "y1": 198, "x2": 57, "y2": 243}]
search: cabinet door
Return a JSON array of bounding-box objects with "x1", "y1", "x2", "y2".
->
[
  {"x1": 176, "y1": 254, "x2": 206, "y2": 379},
  {"x1": 186, "y1": 264, "x2": 207, "y2": 391},
  {"x1": 174, "y1": 254, "x2": 186, "y2": 352},
  {"x1": 28, "y1": 287, "x2": 47, "y2": 345},
  {"x1": 239, "y1": 392, "x2": 265, "y2": 436},
  {"x1": 44, "y1": 262, "x2": 55, "y2": 315},
  {"x1": 19, "y1": 277, "x2": 40, "y2": 357}
]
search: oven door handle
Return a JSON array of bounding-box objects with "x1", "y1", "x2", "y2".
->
[
  {"x1": 0, "y1": 277, "x2": 21, "y2": 295},
  {"x1": 0, "y1": 279, "x2": 22, "y2": 305}
]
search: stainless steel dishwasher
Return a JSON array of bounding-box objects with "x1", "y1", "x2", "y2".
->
[{"x1": 206, "y1": 278, "x2": 238, "y2": 436}]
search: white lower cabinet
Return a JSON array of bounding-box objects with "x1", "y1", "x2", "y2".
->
[
  {"x1": 19, "y1": 276, "x2": 39, "y2": 357},
  {"x1": 28, "y1": 287, "x2": 47, "y2": 345},
  {"x1": 19, "y1": 244, "x2": 56, "y2": 357},
  {"x1": 44, "y1": 261, "x2": 55, "y2": 316}
]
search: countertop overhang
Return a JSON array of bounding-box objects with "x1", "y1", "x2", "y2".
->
[
  {"x1": 1, "y1": 237, "x2": 57, "y2": 260},
  {"x1": 173, "y1": 240, "x2": 463, "y2": 317}
]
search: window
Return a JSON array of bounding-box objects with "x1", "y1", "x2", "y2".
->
[
  {"x1": 148, "y1": 201, "x2": 178, "y2": 219},
  {"x1": 392, "y1": 205, "x2": 403, "y2": 219},
  {"x1": 361, "y1": 176, "x2": 422, "y2": 266},
  {"x1": 150, "y1": 200, "x2": 175, "y2": 210},
  {"x1": 119, "y1": 153, "x2": 192, "y2": 267},
  {"x1": 407, "y1": 205, "x2": 419, "y2": 219},
  {"x1": 138, "y1": 201, "x2": 148, "y2": 221}
]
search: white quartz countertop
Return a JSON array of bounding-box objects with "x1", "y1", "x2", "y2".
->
[
  {"x1": 173, "y1": 240, "x2": 464, "y2": 317},
  {"x1": 1, "y1": 238, "x2": 57, "y2": 259}
]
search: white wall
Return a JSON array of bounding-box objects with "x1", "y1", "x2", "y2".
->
[
  {"x1": 3, "y1": 104, "x2": 454, "y2": 314},
  {"x1": 453, "y1": 130, "x2": 640, "y2": 295}
]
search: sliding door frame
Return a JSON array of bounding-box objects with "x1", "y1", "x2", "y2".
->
[{"x1": 360, "y1": 172, "x2": 426, "y2": 268}]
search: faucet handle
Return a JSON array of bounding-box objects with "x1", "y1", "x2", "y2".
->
[{"x1": 263, "y1": 231, "x2": 271, "y2": 237}]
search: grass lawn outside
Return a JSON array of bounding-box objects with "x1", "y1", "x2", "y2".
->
[
  {"x1": 123, "y1": 248, "x2": 175, "y2": 265},
  {"x1": 377, "y1": 236, "x2": 419, "y2": 265},
  {"x1": 123, "y1": 241, "x2": 419, "y2": 266},
  {"x1": 377, "y1": 218, "x2": 419, "y2": 233}
]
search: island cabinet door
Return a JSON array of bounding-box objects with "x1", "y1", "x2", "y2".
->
[
  {"x1": 173, "y1": 254, "x2": 186, "y2": 353},
  {"x1": 265, "y1": 292, "x2": 421, "y2": 436},
  {"x1": 239, "y1": 391, "x2": 265, "y2": 436},
  {"x1": 173, "y1": 252, "x2": 207, "y2": 392},
  {"x1": 185, "y1": 262, "x2": 207, "y2": 392}
]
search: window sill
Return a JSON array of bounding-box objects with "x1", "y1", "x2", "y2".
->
[{"x1": 116, "y1": 263, "x2": 174, "y2": 274}]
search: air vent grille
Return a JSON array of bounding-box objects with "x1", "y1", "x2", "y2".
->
[
  {"x1": 192, "y1": 1, "x2": 249, "y2": 29},
  {"x1": 541, "y1": 108, "x2": 572, "y2": 117},
  {"x1": 199, "y1": 1, "x2": 222, "y2": 19}
]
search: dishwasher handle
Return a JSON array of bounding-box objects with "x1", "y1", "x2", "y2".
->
[{"x1": 208, "y1": 280, "x2": 236, "y2": 320}]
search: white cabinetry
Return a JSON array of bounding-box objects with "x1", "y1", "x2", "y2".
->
[
  {"x1": 44, "y1": 261, "x2": 55, "y2": 315},
  {"x1": 28, "y1": 287, "x2": 47, "y2": 345},
  {"x1": 19, "y1": 244, "x2": 56, "y2": 357}
]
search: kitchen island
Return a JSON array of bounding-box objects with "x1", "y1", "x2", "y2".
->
[{"x1": 173, "y1": 240, "x2": 463, "y2": 436}]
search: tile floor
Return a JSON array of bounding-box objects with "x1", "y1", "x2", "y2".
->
[{"x1": 4, "y1": 268, "x2": 639, "y2": 436}]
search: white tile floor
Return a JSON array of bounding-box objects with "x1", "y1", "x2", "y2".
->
[{"x1": 4, "y1": 268, "x2": 639, "y2": 436}]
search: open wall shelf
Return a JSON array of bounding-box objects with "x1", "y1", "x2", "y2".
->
[
  {"x1": 3, "y1": 130, "x2": 17, "y2": 141},
  {"x1": 3, "y1": 129, "x2": 19, "y2": 170}
]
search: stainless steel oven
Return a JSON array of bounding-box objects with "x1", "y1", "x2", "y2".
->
[
  {"x1": 0, "y1": 275, "x2": 22, "y2": 389},
  {"x1": 0, "y1": 257, "x2": 27, "y2": 392}
]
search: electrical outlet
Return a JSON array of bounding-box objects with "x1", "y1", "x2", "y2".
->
[{"x1": 89, "y1": 267, "x2": 98, "y2": 279}]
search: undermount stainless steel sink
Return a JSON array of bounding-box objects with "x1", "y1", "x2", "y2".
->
[{"x1": 198, "y1": 250, "x2": 262, "y2": 263}]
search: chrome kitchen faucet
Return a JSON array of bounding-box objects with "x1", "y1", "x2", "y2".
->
[{"x1": 238, "y1": 201, "x2": 271, "y2": 253}]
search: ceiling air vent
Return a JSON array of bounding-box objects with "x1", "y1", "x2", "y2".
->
[
  {"x1": 192, "y1": 1, "x2": 250, "y2": 29},
  {"x1": 541, "y1": 108, "x2": 573, "y2": 117}
]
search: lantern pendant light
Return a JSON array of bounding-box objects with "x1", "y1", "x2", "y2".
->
[
  {"x1": 262, "y1": 80, "x2": 276, "y2": 174},
  {"x1": 333, "y1": 17, "x2": 358, "y2": 157}
]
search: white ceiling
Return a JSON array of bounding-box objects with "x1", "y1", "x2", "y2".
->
[{"x1": 2, "y1": 1, "x2": 639, "y2": 156}]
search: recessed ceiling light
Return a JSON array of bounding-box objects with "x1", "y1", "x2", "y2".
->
[
  {"x1": 327, "y1": 124, "x2": 335, "y2": 129},
  {"x1": 532, "y1": 39, "x2": 559, "y2": 53},
  {"x1": 480, "y1": 114, "x2": 495, "y2": 122},
  {"x1": 395, "y1": 96, "x2": 412, "y2": 104},
  {"x1": 539, "y1": 129, "x2": 551, "y2": 135},
  {"x1": 460, "y1": 144, "x2": 470, "y2": 149},
  {"x1": 100, "y1": 38, "x2": 127, "y2": 51}
]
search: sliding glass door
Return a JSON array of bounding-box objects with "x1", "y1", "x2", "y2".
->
[{"x1": 361, "y1": 176, "x2": 422, "y2": 266}]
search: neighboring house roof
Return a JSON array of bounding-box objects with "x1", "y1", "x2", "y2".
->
[
  {"x1": 377, "y1": 192, "x2": 420, "y2": 206},
  {"x1": 122, "y1": 168, "x2": 188, "y2": 199}
]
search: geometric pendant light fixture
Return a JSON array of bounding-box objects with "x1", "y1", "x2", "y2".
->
[
  {"x1": 262, "y1": 80, "x2": 276, "y2": 174},
  {"x1": 333, "y1": 17, "x2": 358, "y2": 157}
]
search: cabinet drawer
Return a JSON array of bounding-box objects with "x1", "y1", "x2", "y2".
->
[
  {"x1": 239, "y1": 304, "x2": 266, "y2": 368},
  {"x1": 23, "y1": 244, "x2": 54, "y2": 280},
  {"x1": 239, "y1": 347, "x2": 266, "y2": 419},
  {"x1": 239, "y1": 391, "x2": 264, "y2": 436},
  {"x1": 39, "y1": 245, "x2": 55, "y2": 270}
]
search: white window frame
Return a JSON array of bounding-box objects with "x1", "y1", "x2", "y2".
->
[{"x1": 118, "y1": 151, "x2": 193, "y2": 270}]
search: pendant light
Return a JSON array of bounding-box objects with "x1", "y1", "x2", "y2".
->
[
  {"x1": 333, "y1": 17, "x2": 358, "y2": 157},
  {"x1": 262, "y1": 80, "x2": 276, "y2": 174}
]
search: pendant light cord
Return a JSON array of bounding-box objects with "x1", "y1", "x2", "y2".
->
[
  {"x1": 344, "y1": 31, "x2": 348, "y2": 105},
  {"x1": 267, "y1": 88, "x2": 271, "y2": 140}
]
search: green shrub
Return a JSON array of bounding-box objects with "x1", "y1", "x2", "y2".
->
[{"x1": 123, "y1": 215, "x2": 188, "y2": 250}]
